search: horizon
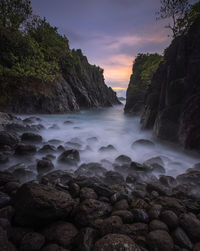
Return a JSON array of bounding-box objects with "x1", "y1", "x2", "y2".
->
[{"x1": 31, "y1": 0, "x2": 193, "y2": 95}]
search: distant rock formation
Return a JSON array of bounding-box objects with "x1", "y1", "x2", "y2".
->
[
  {"x1": 140, "y1": 18, "x2": 200, "y2": 150},
  {"x1": 0, "y1": 50, "x2": 120, "y2": 114}
]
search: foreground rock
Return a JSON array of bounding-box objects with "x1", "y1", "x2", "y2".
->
[{"x1": 14, "y1": 183, "x2": 74, "y2": 227}]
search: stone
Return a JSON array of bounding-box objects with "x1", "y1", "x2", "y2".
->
[
  {"x1": 99, "y1": 144, "x2": 116, "y2": 152},
  {"x1": 37, "y1": 159, "x2": 54, "y2": 175},
  {"x1": 147, "y1": 204, "x2": 162, "y2": 220},
  {"x1": 42, "y1": 221, "x2": 78, "y2": 248},
  {"x1": 112, "y1": 210, "x2": 134, "y2": 224},
  {"x1": 39, "y1": 144, "x2": 56, "y2": 153},
  {"x1": 15, "y1": 144, "x2": 37, "y2": 155},
  {"x1": 99, "y1": 216, "x2": 123, "y2": 236},
  {"x1": 149, "y1": 220, "x2": 169, "y2": 232},
  {"x1": 20, "y1": 232, "x2": 45, "y2": 251},
  {"x1": 132, "y1": 209, "x2": 149, "y2": 223},
  {"x1": 74, "y1": 227, "x2": 98, "y2": 251},
  {"x1": 0, "y1": 193, "x2": 11, "y2": 209},
  {"x1": 0, "y1": 226, "x2": 17, "y2": 251},
  {"x1": 94, "y1": 234, "x2": 141, "y2": 251},
  {"x1": 147, "y1": 230, "x2": 174, "y2": 251},
  {"x1": 75, "y1": 199, "x2": 112, "y2": 227},
  {"x1": 21, "y1": 133, "x2": 42, "y2": 143},
  {"x1": 14, "y1": 183, "x2": 74, "y2": 227},
  {"x1": 121, "y1": 223, "x2": 148, "y2": 237},
  {"x1": 131, "y1": 139, "x2": 155, "y2": 148},
  {"x1": 104, "y1": 171, "x2": 125, "y2": 185},
  {"x1": 75, "y1": 163, "x2": 106, "y2": 177},
  {"x1": 179, "y1": 213, "x2": 200, "y2": 242},
  {"x1": 193, "y1": 243, "x2": 200, "y2": 251},
  {"x1": 58, "y1": 149, "x2": 80, "y2": 166},
  {"x1": 115, "y1": 155, "x2": 132, "y2": 165},
  {"x1": 41, "y1": 244, "x2": 69, "y2": 251},
  {"x1": 159, "y1": 175, "x2": 177, "y2": 187},
  {"x1": 0, "y1": 131, "x2": 19, "y2": 149},
  {"x1": 172, "y1": 227, "x2": 193, "y2": 249},
  {"x1": 113, "y1": 199, "x2": 129, "y2": 211},
  {"x1": 161, "y1": 210, "x2": 179, "y2": 230},
  {"x1": 80, "y1": 187, "x2": 98, "y2": 201},
  {"x1": 154, "y1": 196, "x2": 185, "y2": 214}
]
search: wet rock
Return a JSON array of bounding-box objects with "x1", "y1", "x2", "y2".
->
[
  {"x1": 147, "y1": 230, "x2": 174, "y2": 251},
  {"x1": 4, "y1": 182, "x2": 21, "y2": 195},
  {"x1": 37, "y1": 159, "x2": 54, "y2": 175},
  {"x1": 20, "y1": 232, "x2": 45, "y2": 251},
  {"x1": 0, "y1": 226, "x2": 17, "y2": 251},
  {"x1": 21, "y1": 133, "x2": 42, "y2": 143},
  {"x1": 14, "y1": 183, "x2": 74, "y2": 227},
  {"x1": 161, "y1": 210, "x2": 179, "y2": 230},
  {"x1": 113, "y1": 199, "x2": 129, "y2": 211},
  {"x1": 80, "y1": 187, "x2": 98, "y2": 201},
  {"x1": 104, "y1": 171, "x2": 125, "y2": 185},
  {"x1": 99, "y1": 144, "x2": 116, "y2": 152},
  {"x1": 58, "y1": 149, "x2": 80, "y2": 166},
  {"x1": 41, "y1": 244, "x2": 69, "y2": 251},
  {"x1": 75, "y1": 199, "x2": 112, "y2": 227},
  {"x1": 42, "y1": 221, "x2": 78, "y2": 248},
  {"x1": 110, "y1": 192, "x2": 130, "y2": 204},
  {"x1": 129, "y1": 198, "x2": 149, "y2": 211},
  {"x1": 115, "y1": 155, "x2": 132, "y2": 165},
  {"x1": 151, "y1": 163, "x2": 166, "y2": 174},
  {"x1": 39, "y1": 144, "x2": 56, "y2": 153},
  {"x1": 144, "y1": 156, "x2": 164, "y2": 167},
  {"x1": 68, "y1": 181, "x2": 80, "y2": 198},
  {"x1": 23, "y1": 116, "x2": 42, "y2": 124},
  {"x1": 48, "y1": 139, "x2": 63, "y2": 145},
  {"x1": 112, "y1": 210, "x2": 133, "y2": 224},
  {"x1": 15, "y1": 144, "x2": 37, "y2": 155},
  {"x1": 129, "y1": 161, "x2": 152, "y2": 173},
  {"x1": 159, "y1": 175, "x2": 177, "y2": 187},
  {"x1": 40, "y1": 170, "x2": 72, "y2": 185},
  {"x1": 65, "y1": 141, "x2": 82, "y2": 149},
  {"x1": 193, "y1": 243, "x2": 200, "y2": 251},
  {"x1": 99, "y1": 216, "x2": 123, "y2": 236},
  {"x1": 13, "y1": 168, "x2": 36, "y2": 183},
  {"x1": 64, "y1": 120, "x2": 73, "y2": 124},
  {"x1": 179, "y1": 213, "x2": 200, "y2": 242},
  {"x1": 57, "y1": 145, "x2": 66, "y2": 152},
  {"x1": 0, "y1": 131, "x2": 19, "y2": 149},
  {"x1": 132, "y1": 209, "x2": 149, "y2": 223},
  {"x1": 149, "y1": 220, "x2": 169, "y2": 232},
  {"x1": 0, "y1": 206, "x2": 15, "y2": 221},
  {"x1": 94, "y1": 234, "x2": 141, "y2": 251},
  {"x1": 0, "y1": 193, "x2": 11, "y2": 208},
  {"x1": 147, "y1": 204, "x2": 162, "y2": 220},
  {"x1": 121, "y1": 223, "x2": 148, "y2": 237},
  {"x1": 0, "y1": 153, "x2": 9, "y2": 164},
  {"x1": 146, "y1": 181, "x2": 169, "y2": 195},
  {"x1": 155, "y1": 196, "x2": 186, "y2": 214},
  {"x1": 75, "y1": 163, "x2": 106, "y2": 177},
  {"x1": 131, "y1": 139, "x2": 155, "y2": 148},
  {"x1": 49, "y1": 124, "x2": 59, "y2": 130},
  {"x1": 74, "y1": 227, "x2": 98, "y2": 251},
  {"x1": 0, "y1": 218, "x2": 10, "y2": 232},
  {"x1": 43, "y1": 154, "x2": 56, "y2": 161},
  {"x1": 172, "y1": 227, "x2": 193, "y2": 249}
]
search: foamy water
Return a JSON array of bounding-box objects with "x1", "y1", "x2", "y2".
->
[{"x1": 16, "y1": 104, "x2": 200, "y2": 177}]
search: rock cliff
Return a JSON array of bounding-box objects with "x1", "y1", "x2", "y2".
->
[
  {"x1": 141, "y1": 18, "x2": 200, "y2": 150},
  {"x1": 0, "y1": 50, "x2": 120, "y2": 114}
]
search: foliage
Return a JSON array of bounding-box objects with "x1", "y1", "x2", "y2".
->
[
  {"x1": 0, "y1": 0, "x2": 99, "y2": 83},
  {"x1": 157, "y1": 0, "x2": 200, "y2": 37},
  {"x1": 130, "y1": 53, "x2": 163, "y2": 89}
]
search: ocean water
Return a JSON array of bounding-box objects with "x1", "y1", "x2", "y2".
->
[{"x1": 17, "y1": 104, "x2": 200, "y2": 178}]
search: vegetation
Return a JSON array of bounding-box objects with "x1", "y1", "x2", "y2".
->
[
  {"x1": 130, "y1": 53, "x2": 163, "y2": 89},
  {"x1": 0, "y1": 0, "x2": 90, "y2": 82},
  {"x1": 157, "y1": 0, "x2": 200, "y2": 37}
]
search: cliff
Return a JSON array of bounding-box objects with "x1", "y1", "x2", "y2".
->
[
  {"x1": 0, "y1": 49, "x2": 120, "y2": 114},
  {"x1": 124, "y1": 53, "x2": 163, "y2": 114},
  {"x1": 141, "y1": 18, "x2": 200, "y2": 150}
]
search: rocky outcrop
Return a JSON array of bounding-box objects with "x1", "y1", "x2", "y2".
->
[
  {"x1": 0, "y1": 50, "x2": 120, "y2": 114},
  {"x1": 141, "y1": 18, "x2": 200, "y2": 150}
]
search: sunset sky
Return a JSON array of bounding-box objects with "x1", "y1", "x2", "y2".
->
[{"x1": 32, "y1": 0, "x2": 173, "y2": 96}]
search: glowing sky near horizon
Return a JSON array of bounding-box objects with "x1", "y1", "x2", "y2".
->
[{"x1": 32, "y1": 0, "x2": 173, "y2": 95}]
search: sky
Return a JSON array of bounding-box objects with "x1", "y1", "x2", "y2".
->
[{"x1": 32, "y1": 0, "x2": 173, "y2": 96}]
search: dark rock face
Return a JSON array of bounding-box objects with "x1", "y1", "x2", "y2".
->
[
  {"x1": 140, "y1": 18, "x2": 200, "y2": 150},
  {"x1": 14, "y1": 183, "x2": 74, "y2": 227},
  {"x1": 0, "y1": 52, "x2": 120, "y2": 114}
]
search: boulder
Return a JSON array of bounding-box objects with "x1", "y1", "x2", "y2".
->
[
  {"x1": 39, "y1": 144, "x2": 56, "y2": 153},
  {"x1": 115, "y1": 155, "x2": 132, "y2": 165},
  {"x1": 80, "y1": 187, "x2": 98, "y2": 201},
  {"x1": 41, "y1": 244, "x2": 69, "y2": 251},
  {"x1": 94, "y1": 234, "x2": 141, "y2": 251},
  {"x1": 74, "y1": 227, "x2": 98, "y2": 251},
  {"x1": 104, "y1": 171, "x2": 125, "y2": 185},
  {"x1": 172, "y1": 227, "x2": 193, "y2": 249},
  {"x1": 111, "y1": 210, "x2": 134, "y2": 224},
  {"x1": 14, "y1": 183, "x2": 74, "y2": 227},
  {"x1": 37, "y1": 159, "x2": 54, "y2": 175},
  {"x1": 42, "y1": 221, "x2": 78, "y2": 248},
  {"x1": 147, "y1": 230, "x2": 174, "y2": 251},
  {"x1": 21, "y1": 133, "x2": 42, "y2": 143},
  {"x1": 0, "y1": 131, "x2": 19, "y2": 149},
  {"x1": 131, "y1": 139, "x2": 155, "y2": 148},
  {"x1": 160, "y1": 210, "x2": 179, "y2": 230},
  {"x1": 15, "y1": 144, "x2": 37, "y2": 155},
  {"x1": 20, "y1": 232, "x2": 45, "y2": 251},
  {"x1": 75, "y1": 199, "x2": 112, "y2": 226},
  {"x1": 149, "y1": 220, "x2": 169, "y2": 232},
  {"x1": 58, "y1": 149, "x2": 80, "y2": 166},
  {"x1": 99, "y1": 145, "x2": 116, "y2": 152}
]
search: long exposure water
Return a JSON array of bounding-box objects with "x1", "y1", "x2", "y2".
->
[{"x1": 14, "y1": 103, "x2": 200, "y2": 179}]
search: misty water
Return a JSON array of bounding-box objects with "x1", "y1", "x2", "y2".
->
[{"x1": 5, "y1": 103, "x2": 197, "y2": 181}]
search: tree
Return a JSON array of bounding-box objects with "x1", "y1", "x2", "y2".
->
[
  {"x1": 0, "y1": 0, "x2": 32, "y2": 30},
  {"x1": 156, "y1": 0, "x2": 189, "y2": 37}
]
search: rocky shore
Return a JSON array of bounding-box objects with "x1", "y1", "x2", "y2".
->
[{"x1": 0, "y1": 112, "x2": 200, "y2": 251}]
